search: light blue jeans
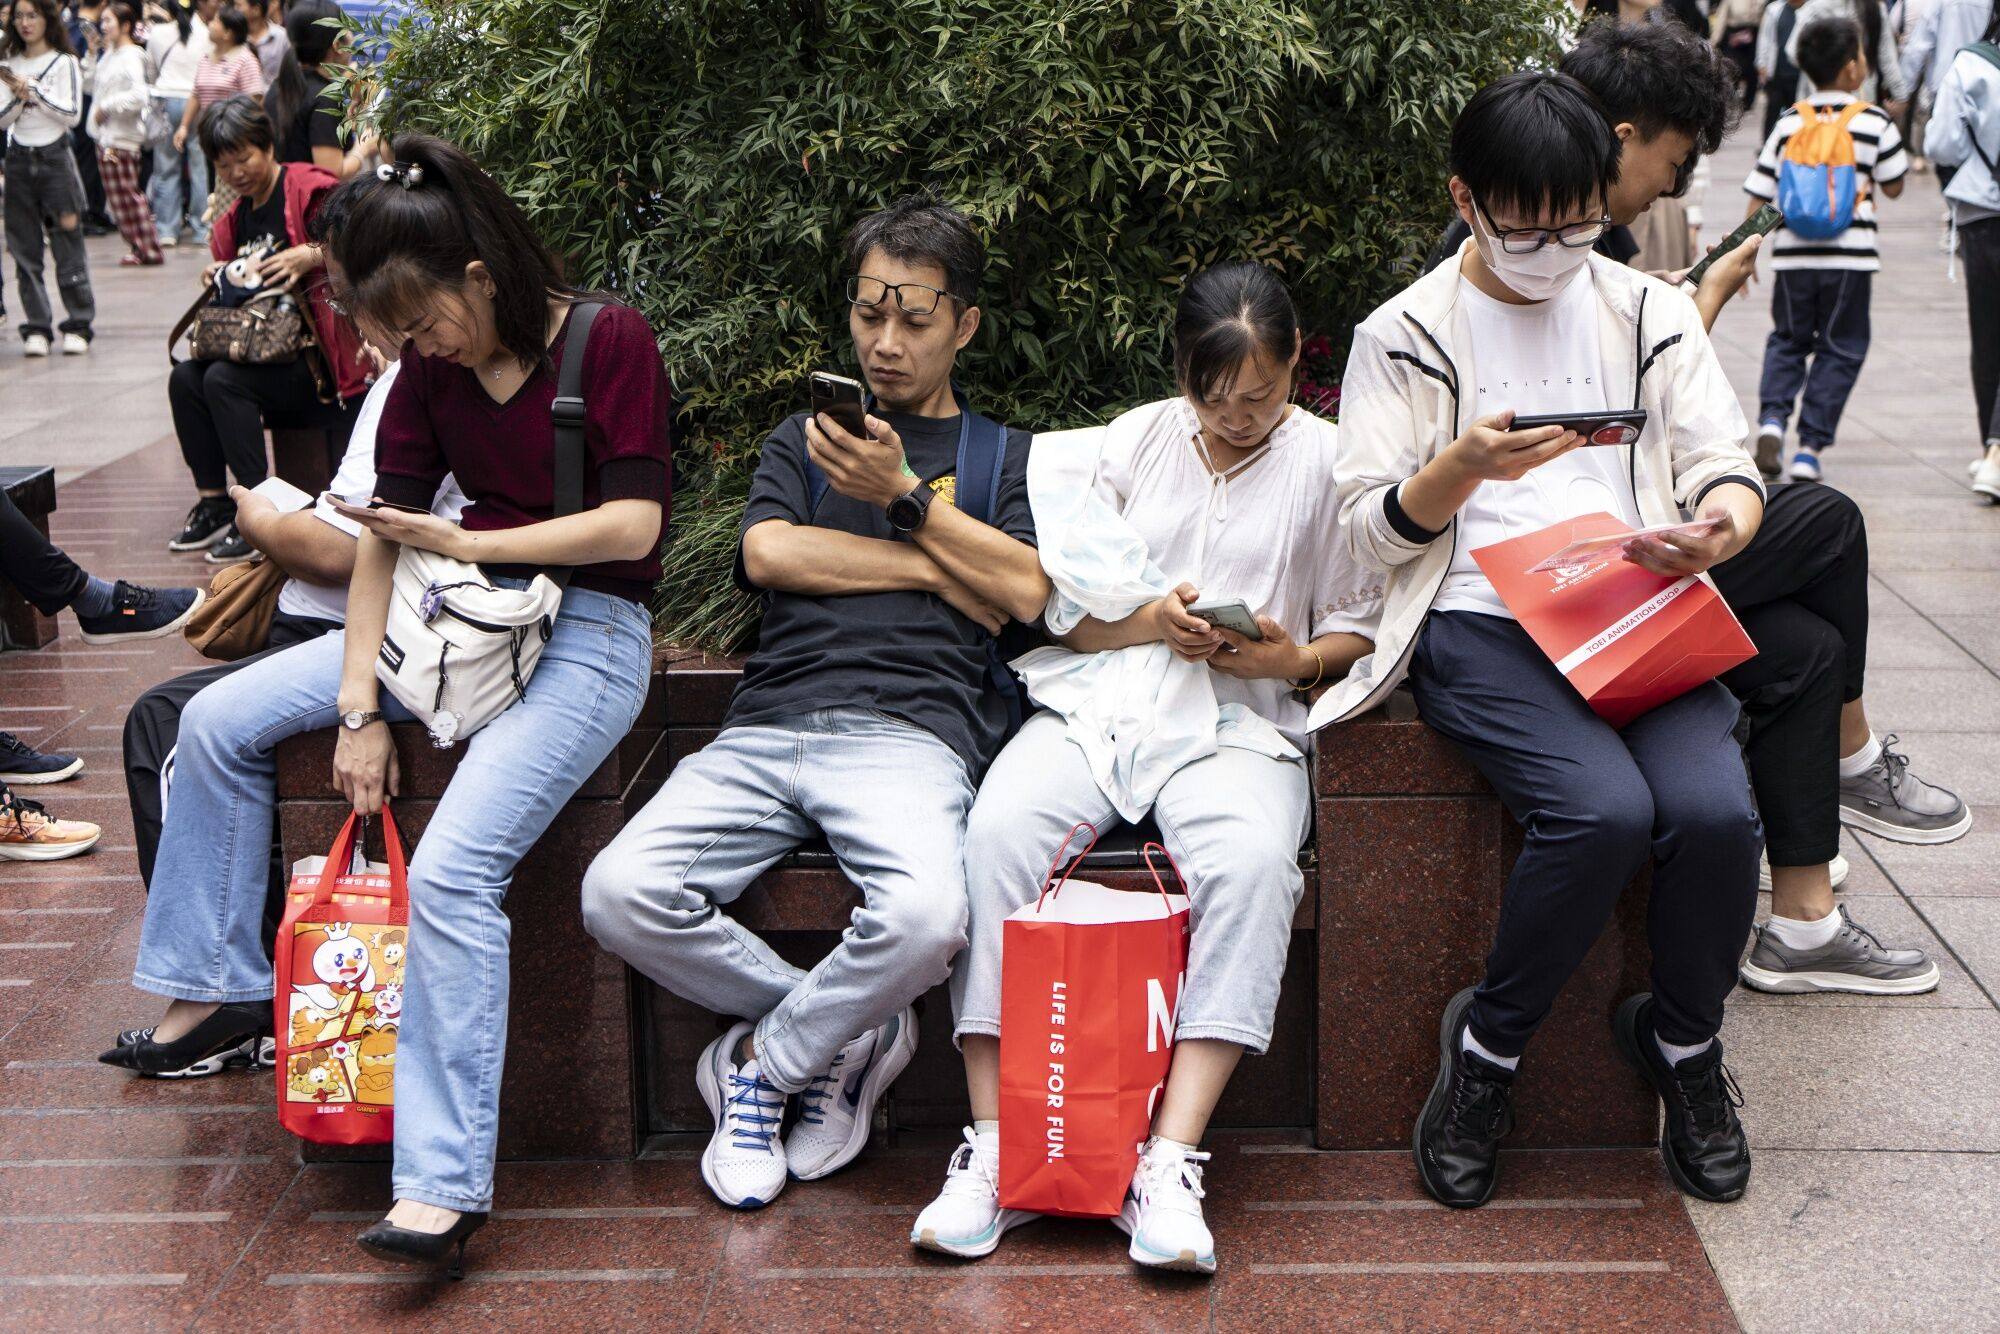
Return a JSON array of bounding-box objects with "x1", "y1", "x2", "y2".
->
[
  {"x1": 581, "y1": 708, "x2": 975, "y2": 1093},
  {"x1": 146, "y1": 102, "x2": 207, "y2": 244},
  {"x1": 951, "y1": 711, "x2": 1311, "y2": 1055},
  {"x1": 132, "y1": 585, "x2": 653, "y2": 1212}
]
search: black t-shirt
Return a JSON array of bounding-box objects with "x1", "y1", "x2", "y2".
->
[
  {"x1": 235, "y1": 167, "x2": 290, "y2": 255},
  {"x1": 1426, "y1": 217, "x2": 1641, "y2": 275},
  {"x1": 724, "y1": 408, "x2": 1037, "y2": 777},
  {"x1": 269, "y1": 70, "x2": 347, "y2": 166}
]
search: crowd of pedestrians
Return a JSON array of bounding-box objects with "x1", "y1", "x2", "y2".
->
[{"x1": 0, "y1": 0, "x2": 1993, "y2": 1291}]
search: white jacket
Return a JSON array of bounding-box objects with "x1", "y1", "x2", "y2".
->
[
  {"x1": 85, "y1": 44, "x2": 151, "y2": 154},
  {"x1": 1305, "y1": 248, "x2": 1762, "y2": 732},
  {"x1": 1927, "y1": 42, "x2": 2000, "y2": 218}
]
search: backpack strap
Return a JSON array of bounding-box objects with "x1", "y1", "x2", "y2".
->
[
  {"x1": 951, "y1": 412, "x2": 1026, "y2": 738},
  {"x1": 548, "y1": 300, "x2": 605, "y2": 588},
  {"x1": 1832, "y1": 100, "x2": 1873, "y2": 133},
  {"x1": 1966, "y1": 41, "x2": 2000, "y2": 76}
]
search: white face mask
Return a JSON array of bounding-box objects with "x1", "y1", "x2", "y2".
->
[{"x1": 1470, "y1": 207, "x2": 1594, "y2": 302}]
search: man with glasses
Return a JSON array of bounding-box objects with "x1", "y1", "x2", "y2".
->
[
  {"x1": 1327, "y1": 70, "x2": 1766, "y2": 1211},
  {"x1": 582, "y1": 195, "x2": 1048, "y2": 1211}
]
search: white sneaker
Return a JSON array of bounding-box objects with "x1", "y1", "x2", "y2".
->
[
  {"x1": 784, "y1": 1005, "x2": 918, "y2": 1181},
  {"x1": 910, "y1": 1125, "x2": 1038, "y2": 1258},
  {"x1": 158, "y1": 234, "x2": 178, "y2": 249},
  {"x1": 694, "y1": 1020, "x2": 789, "y2": 1210},
  {"x1": 22, "y1": 333, "x2": 49, "y2": 358},
  {"x1": 1788, "y1": 446, "x2": 1824, "y2": 482},
  {"x1": 61, "y1": 333, "x2": 88, "y2": 356},
  {"x1": 1973, "y1": 446, "x2": 2000, "y2": 504},
  {"x1": 1112, "y1": 1137, "x2": 1217, "y2": 1275},
  {"x1": 1757, "y1": 852, "x2": 1849, "y2": 893}
]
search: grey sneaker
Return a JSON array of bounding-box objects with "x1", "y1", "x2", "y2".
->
[
  {"x1": 1740, "y1": 906, "x2": 1940, "y2": 995},
  {"x1": 1758, "y1": 853, "x2": 1849, "y2": 894},
  {"x1": 1838, "y1": 736, "x2": 1972, "y2": 844}
]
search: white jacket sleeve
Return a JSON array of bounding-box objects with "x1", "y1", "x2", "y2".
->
[
  {"x1": 1924, "y1": 58, "x2": 1975, "y2": 167},
  {"x1": 1333, "y1": 323, "x2": 1442, "y2": 574},
  {"x1": 1659, "y1": 290, "x2": 1762, "y2": 509}
]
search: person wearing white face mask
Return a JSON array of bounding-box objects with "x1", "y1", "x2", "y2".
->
[{"x1": 1324, "y1": 70, "x2": 1767, "y2": 1214}]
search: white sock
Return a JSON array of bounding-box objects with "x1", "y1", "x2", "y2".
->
[
  {"x1": 1147, "y1": 1134, "x2": 1199, "y2": 1156},
  {"x1": 1656, "y1": 1035, "x2": 1713, "y2": 1066},
  {"x1": 1460, "y1": 1027, "x2": 1519, "y2": 1071},
  {"x1": 972, "y1": 1119, "x2": 999, "y2": 1143},
  {"x1": 1765, "y1": 906, "x2": 1843, "y2": 950},
  {"x1": 1839, "y1": 733, "x2": 1883, "y2": 777}
]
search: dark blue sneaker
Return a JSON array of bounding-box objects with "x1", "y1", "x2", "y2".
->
[
  {"x1": 76, "y1": 581, "x2": 206, "y2": 644},
  {"x1": 0, "y1": 732, "x2": 82, "y2": 784}
]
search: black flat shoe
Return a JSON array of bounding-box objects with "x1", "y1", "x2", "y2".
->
[
  {"x1": 1413, "y1": 986, "x2": 1517, "y2": 1209},
  {"x1": 1613, "y1": 993, "x2": 1752, "y2": 1203},
  {"x1": 99, "y1": 1001, "x2": 275, "y2": 1077},
  {"x1": 357, "y1": 1211, "x2": 489, "y2": 1280}
]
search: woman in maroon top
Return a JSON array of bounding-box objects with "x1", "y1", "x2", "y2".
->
[{"x1": 105, "y1": 132, "x2": 669, "y2": 1277}]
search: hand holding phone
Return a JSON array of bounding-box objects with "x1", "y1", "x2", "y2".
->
[
  {"x1": 1683, "y1": 205, "x2": 1782, "y2": 291},
  {"x1": 808, "y1": 371, "x2": 870, "y2": 440},
  {"x1": 1507, "y1": 409, "x2": 1648, "y2": 448},
  {"x1": 1185, "y1": 597, "x2": 1264, "y2": 640}
]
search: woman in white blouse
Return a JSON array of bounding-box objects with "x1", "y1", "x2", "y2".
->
[
  {"x1": 913, "y1": 263, "x2": 1381, "y2": 1276},
  {"x1": 1, "y1": 0, "x2": 96, "y2": 355}
]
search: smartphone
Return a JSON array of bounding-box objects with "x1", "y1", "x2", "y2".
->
[
  {"x1": 808, "y1": 371, "x2": 870, "y2": 439},
  {"x1": 1186, "y1": 598, "x2": 1264, "y2": 640},
  {"x1": 1508, "y1": 408, "x2": 1648, "y2": 448},
  {"x1": 321, "y1": 492, "x2": 427, "y2": 516},
  {"x1": 1682, "y1": 204, "x2": 1783, "y2": 290}
]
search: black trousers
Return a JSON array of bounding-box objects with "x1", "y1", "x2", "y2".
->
[
  {"x1": 1712, "y1": 483, "x2": 1869, "y2": 868},
  {"x1": 1961, "y1": 218, "x2": 2000, "y2": 446},
  {"x1": 0, "y1": 485, "x2": 87, "y2": 614},
  {"x1": 124, "y1": 612, "x2": 337, "y2": 924},
  {"x1": 168, "y1": 357, "x2": 337, "y2": 492},
  {"x1": 1410, "y1": 612, "x2": 1762, "y2": 1055}
]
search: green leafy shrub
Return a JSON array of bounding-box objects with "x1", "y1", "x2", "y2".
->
[{"x1": 370, "y1": 0, "x2": 1563, "y2": 651}]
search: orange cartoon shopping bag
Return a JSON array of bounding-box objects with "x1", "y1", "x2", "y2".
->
[{"x1": 274, "y1": 807, "x2": 409, "y2": 1144}]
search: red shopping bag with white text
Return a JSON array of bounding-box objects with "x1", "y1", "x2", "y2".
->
[
  {"x1": 1473, "y1": 513, "x2": 1756, "y2": 728},
  {"x1": 273, "y1": 807, "x2": 409, "y2": 1145},
  {"x1": 998, "y1": 826, "x2": 1190, "y2": 1218}
]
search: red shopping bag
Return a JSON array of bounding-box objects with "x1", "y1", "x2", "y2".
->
[
  {"x1": 1472, "y1": 512, "x2": 1756, "y2": 728},
  {"x1": 998, "y1": 826, "x2": 1191, "y2": 1219},
  {"x1": 273, "y1": 807, "x2": 408, "y2": 1145}
]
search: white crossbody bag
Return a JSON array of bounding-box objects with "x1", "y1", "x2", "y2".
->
[{"x1": 375, "y1": 303, "x2": 603, "y2": 748}]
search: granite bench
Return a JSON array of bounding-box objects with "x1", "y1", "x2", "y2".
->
[{"x1": 1, "y1": 465, "x2": 60, "y2": 650}]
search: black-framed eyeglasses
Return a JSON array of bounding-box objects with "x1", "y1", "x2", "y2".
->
[
  {"x1": 847, "y1": 275, "x2": 955, "y2": 316},
  {"x1": 1474, "y1": 195, "x2": 1610, "y2": 255}
]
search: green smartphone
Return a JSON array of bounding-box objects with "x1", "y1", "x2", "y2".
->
[{"x1": 1683, "y1": 204, "x2": 1783, "y2": 290}]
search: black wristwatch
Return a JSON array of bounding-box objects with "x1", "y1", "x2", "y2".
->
[{"x1": 886, "y1": 482, "x2": 934, "y2": 535}]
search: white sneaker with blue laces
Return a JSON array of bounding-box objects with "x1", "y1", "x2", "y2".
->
[
  {"x1": 911, "y1": 1125, "x2": 1038, "y2": 1258},
  {"x1": 695, "y1": 1020, "x2": 789, "y2": 1209},
  {"x1": 1113, "y1": 1136, "x2": 1217, "y2": 1275},
  {"x1": 784, "y1": 1005, "x2": 918, "y2": 1181}
]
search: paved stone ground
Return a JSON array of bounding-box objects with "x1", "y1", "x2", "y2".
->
[{"x1": 0, "y1": 118, "x2": 1994, "y2": 1329}]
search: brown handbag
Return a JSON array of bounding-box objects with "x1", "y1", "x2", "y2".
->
[
  {"x1": 183, "y1": 555, "x2": 287, "y2": 661},
  {"x1": 168, "y1": 285, "x2": 333, "y2": 402}
]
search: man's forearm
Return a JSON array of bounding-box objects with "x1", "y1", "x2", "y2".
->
[
  {"x1": 741, "y1": 520, "x2": 944, "y2": 596},
  {"x1": 911, "y1": 501, "x2": 1050, "y2": 623},
  {"x1": 237, "y1": 509, "x2": 357, "y2": 587},
  {"x1": 1699, "y1": 481, "x2": 1766, "y2": 561}
]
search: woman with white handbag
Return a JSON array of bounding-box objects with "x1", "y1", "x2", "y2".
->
[{"x1": 106, "y1": 133, "x2": 669, "y2": 1276}]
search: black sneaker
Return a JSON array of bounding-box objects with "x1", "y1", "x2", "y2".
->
[
  {"x1": 75, "y1": 582, "x2": 206, "y2": 644},
  {"x1": 1413, "y1": 986, "x2": 1516, "y2": 1208},
  {"x1": 204, "y1": 527, "x2": 254, "y2": 564},
  {"x1": 98, "y1": 1001, "x2": 275, "y2": 1078},
  {"x1": 1612, "y1": 993, "x2": 1751, "y2": 1203},
  {"x1": 0, "y1": 731, "x2": 82, "y2": 784},
  {"x1": 169, "y1": 497, "x2": 236, "y2": 551}
]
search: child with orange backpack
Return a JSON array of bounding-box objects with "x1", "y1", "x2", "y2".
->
[{"x1": 1745, "y1": 15, "x2": 1909, "y2": 482}]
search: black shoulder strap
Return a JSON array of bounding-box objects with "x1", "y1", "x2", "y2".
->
[{"x1": 548, "y1": 300, "x2": 604, "y2": 587}]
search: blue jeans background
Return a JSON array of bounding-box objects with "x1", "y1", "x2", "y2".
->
[
  {"x1": 1758, "y1": 269, "x2": 1873, "y2": 449},
  {"x1": 133, "y1": 585, "x2": 653, "y2": 1212},
  {"x1": 146, "y1": 99, "x2": 208, "y2": 244}
]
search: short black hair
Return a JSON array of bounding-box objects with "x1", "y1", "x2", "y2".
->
[
  {"x1": 1796, "y1": 16, "x2": 1862, "y2": 88},
  {"x1": 842, "y1": 194, "x2": 985, "y2": 307},
  {"x1": 1449, "y1": 71, "x2": 1620, "y2": 221},
  {"x1": 212, "y1": 3, "x2": 248, "y2": 46},
  {"x1": 198, "y1": 94, "x2": 275, "y2": 162},
  {"x1": 1172, "y1": 262, "x2": 1298, "y2": 405},
  {"x1": 1561, "y1": 18, "x2": 1739, "y2": 160}
]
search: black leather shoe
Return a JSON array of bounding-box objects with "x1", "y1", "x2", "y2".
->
[
  {"x1": 1613, "y1": 993, "x2": 1751, "y2": 1203},
  {"x1": 98, "y1": 1001, "x2": 274, "y2": 1077},
  {"x1": 1413, "y1": 986, "x2": 1516, "y2": 1208},
  {"x1": 357, "y1": 1211, "x2": 489, "y2": 1280}
]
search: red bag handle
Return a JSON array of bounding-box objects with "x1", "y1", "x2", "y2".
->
[
  {"x1": 312, "y1": 804, "x2": 408, "y2": 908},
  {"x1": 1141, "y1": 842, "x2": 1187, "y2": 910},
  {"x1": 1033, "y1": 822, "x2": 1100, "y2": 910}
]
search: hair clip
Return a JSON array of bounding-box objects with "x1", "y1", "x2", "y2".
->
[{"x1": 374, "y1": 162, "x2": 424, "y2": 189}]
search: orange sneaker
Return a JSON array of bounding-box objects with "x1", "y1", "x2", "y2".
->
[{"x1": 0, "y1": 792, "x2": 101, "y2": 861}]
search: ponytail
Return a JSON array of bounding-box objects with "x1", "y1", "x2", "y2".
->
[
  {"x1": 318, "y1": 133, "x2": 582, "y2": 368},
  {"x1": 267, "y1": 47, "x2": 306, "y2": 135}
]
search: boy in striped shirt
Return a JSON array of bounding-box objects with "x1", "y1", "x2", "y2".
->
[{"x1": 1744, "y1": 15, "x2": 1908, "y2": 482}]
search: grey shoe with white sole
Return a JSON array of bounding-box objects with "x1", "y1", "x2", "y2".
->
[
  {"x1": 1740, "y1": 906, "x2": 1940, "y2": 995},
  {"x1": 1838, "y1": 737, "x2": 1971, "y2": 844}
]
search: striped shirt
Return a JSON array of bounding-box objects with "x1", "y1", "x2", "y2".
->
[
  {"x1": 191, "y1": 47, "x2": 265, "y2": 112},
  {"x1": 0, "y1": 51, "x2": 84, "y2": 148},
  {"x1": 1744, "y1": 93, "x2": 1908, "y2": 272}
]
